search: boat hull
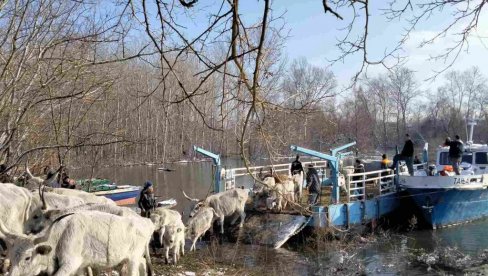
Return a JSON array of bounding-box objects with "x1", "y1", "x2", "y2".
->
[
  {"x1": 93, "y1": 186, "x2": 140, "y2": 206},
  {"x1": 406, "y1": 188, "x2": 488, "y2": 229}
]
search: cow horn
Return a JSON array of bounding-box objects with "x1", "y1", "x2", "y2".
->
[
  {"x1": 0, "y1": 220, "x2": 26, "y2": 247},
  {"x1": 39, "y1": 183, "x2": 47, "y2": 210},
  {"x1": 181, "y1": 190, "x2": 199, "y2": 202},
  {"x1": 33, "y1": 213, "x2": 74, "y2": 245},
  {"x1": 25, "y1": 164, "x2": 34, "y2": 179}
]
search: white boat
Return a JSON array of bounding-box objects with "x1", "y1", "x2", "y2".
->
[{"x1": 399, "y1": 121, "x2": 488, "y2": 229}]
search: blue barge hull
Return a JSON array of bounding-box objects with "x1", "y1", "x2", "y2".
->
[
  {"x1": 311, "y1": 193, "x2": 400, "y2": 228},
  {"x1": 406, "y1": 188, "x2": 488, "y2": 229}
]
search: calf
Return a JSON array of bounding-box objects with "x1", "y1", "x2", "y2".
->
[
  {"x1": 149, "y1": 207, "x2": 182, "y2": 246},
  {"x1": 183, "y1": 187, "x2": 248, "y2": 234},
  {"x1": 1, "y1": 211, "x2": 154, "y2": 276},
  {"x1": 161, "y1": 219, "x2": 185, "y2": 264},
  {"x1": 273, "y1": 178, "x2": 295, "y2": 211},
  {"x1": 185, "y1": 207, "x2": 216, "y2": 251}
]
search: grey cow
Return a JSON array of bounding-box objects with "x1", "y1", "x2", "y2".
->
[
  {"x1": 185, "y1": 206, "x2": 216, "y2": 251},
  {"x1": 182, "y1": 188, "x2": 249, "y2": 234}
]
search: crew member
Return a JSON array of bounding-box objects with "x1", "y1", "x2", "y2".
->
[
  {"x1": 306, "y1": 164, "x2": 320, "y2": 205},
  {"x1": 445, "y1": 135, "x2": 464, "y2": 175},
  {"x1": 290, "y1": 155, "x2": 304, "y2": 176},
  {"x1": 138, "y1": 181, "x2": 156, "y2": 217}
]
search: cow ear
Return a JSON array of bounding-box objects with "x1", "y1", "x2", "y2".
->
[{"x1": 35, "y1": 245, "x2": 52, "y2": 255}]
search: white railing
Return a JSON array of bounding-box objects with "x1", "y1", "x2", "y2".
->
[
  {"x1": 223, "y1": 161, "x2": 328, "y2": 191},
  {"x1": 345, "y1": 169, "x2": 396, "y2": 202}
]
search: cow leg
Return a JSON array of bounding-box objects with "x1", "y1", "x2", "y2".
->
[
  {"x1": 180, "y1": 240, "x2": 185, "y2": 256},
  {"x1": 138, "y1": 257, "x2": 147, "y2": 276},
  {"x1": 53, "y1": 259, "x2": 83, "y2": 276},
  {"x1": 191, "y1": 237, "x2": 197, "y2": 251},
  {"x1": 173, "y1": 247, "x2": 178, "y2": 265},
  {"x1": 219, "y1": 216, "x2": 225, "y2": 234},
  {"x1": 165, "y1": 246, "x2": 170, "y2": 264},
  {"x1": 239, "y1": 209, "x2": 246, "y2": 228},
  {"x1": 86, "y1": 267, "x2": 93, "y2": 276},
  {"x1": 127, "y1": 259, "x2": 141, "y2": 276}
]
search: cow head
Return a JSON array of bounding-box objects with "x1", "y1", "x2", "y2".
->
[
  {"x1": 163, "y1": 224, "x2": 183, "y2": 245},
  {"x1": 8, "y1": 241, "x2": 52, "y2": 276},
  {"x1": 0, "y1": 221, "x2": 51, "y2": 276},
  {"x1": 181, "y1": 190, "x2": 205, "y2": 217}
]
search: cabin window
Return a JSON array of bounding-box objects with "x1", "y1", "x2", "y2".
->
[
  {"x1": 438, "y1": 152, "x2": 473, "y2": 165},
  {"x1": 439, "y1": 152, "x2": 450, "y2": 165},
  {"x1": 462, "y1": 153, "x2": 473, "y2": 164},
  {"x1": 475, "y1": 152, "x2": 488, "y2": 164}
]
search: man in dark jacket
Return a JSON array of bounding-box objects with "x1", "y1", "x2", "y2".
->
[
  {"x1": 445, "y1": 135, "x2": 464, "y2": 175},
  {"x1": 138, "y1": 181, "x2": 156, "y2": 217},
  {"x1": 391, "y1": 134, "x2": 415, "y2": 175},
  {"x1": 290, "y1": 155, "x2": 304, "y2": 176},
  {"x1": 401, "y1": 134, "x2": 414, "y2": 175},
  {"x1": 306, "y1": 164, "x2": 320, "y2": 205}
]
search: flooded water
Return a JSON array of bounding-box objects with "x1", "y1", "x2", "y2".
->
[{"x1": 73, "y1": 162, "x2": 488, "y2": 275}]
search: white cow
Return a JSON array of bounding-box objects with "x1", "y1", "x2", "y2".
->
[
  {"x1": 161, "y1": 218, "x2": 185, "y2": 264},
  {"x1": 44, "y1": 187, "x2": 115, "y2": 205},
  {"x1": 185, "y1": 207, "x2": 216, "y2": 252},
  {"x1": 0, "y1": 184, "x2": 33, "y2": 235},
  {"x1": 183, "y1": 188, "x2": 248, "y2": 234},
  {"x1": 1, "y1": 211, "x2": 154, "y2": 276},
  {"x1": 291, "y1": 172, "x2": 303, "y2": 203},
  {"x1": 273, "y1": 177, "x2": 295, "y2": 211},
  {"x1": 28, "y1": 203, "x2": 138, "y2": 235},
  {"x1": 149, "y1": 207, "x2": 182, "y2": 246}
]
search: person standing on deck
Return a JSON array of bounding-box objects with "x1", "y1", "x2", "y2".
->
[
  {"x1": 138, "y1": 181, "x2": 156, "y2": 217},
  {"x1": 390, "y1": 134, "x2": 415, "y2": 176},
  {"x1": 290, "y1": 155, "x2": 304, "y2": 176},
  {"x1": 380, "y1": 154, "x2": 390, "y2": 170},
  {"x1": 445, "y1": 135, "x2": 464, "y2": 175},
  {"x1": 401, "y1": 134, "x2": 415, "y2": 175},
  {"x1": 306, "y1": 164, "x2": 320, "y2": 205}
]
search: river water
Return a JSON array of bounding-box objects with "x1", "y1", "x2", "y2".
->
[{"x1": 73, "y1": 161, "x2": 488, "y2": 275}]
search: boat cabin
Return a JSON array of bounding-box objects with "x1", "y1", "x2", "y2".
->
[{"x1": 436, "y1": 143, "x2": 488, "y2": 174}]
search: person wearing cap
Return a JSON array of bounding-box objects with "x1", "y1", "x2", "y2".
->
[
  {"x1": 290, "y1": 155, "x2": 304, "y2": 176},
  {"x1": 138, "y1": 181, "x2": 156, "y2": 217},
  {"x1": 305, "y1": 164, "x2": 320, "y2": 205}
]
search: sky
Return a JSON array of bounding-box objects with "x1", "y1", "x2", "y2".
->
[
  {"x1": 142, "y1": 0, "x2": 488, "y2": 95},
  {"x1": 234, "y1": 0, "x2": 488, "y2": 93}
]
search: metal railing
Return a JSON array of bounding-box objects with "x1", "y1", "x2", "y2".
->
[
  {"x1": 223, "y1": 161, "x2": 328, "y2": 191},
  {"x1": 345, "y1": 169, "x2": 396, "y2": 202}
]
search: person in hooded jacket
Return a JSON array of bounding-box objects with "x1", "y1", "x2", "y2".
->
[
  {"x1": 306, "y1": 164, "x2": 321, "y2": 205},
  {"x1": 138, "y1": 181, "x2": 156, "y2": 217}
]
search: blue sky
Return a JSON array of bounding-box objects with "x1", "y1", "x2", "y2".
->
[
  {"x1": 146, "y1": 0, "x2": 488, "y2": 92},
  {"x1": 235, "y1": 0, "x2": 488, "y2": 92}
]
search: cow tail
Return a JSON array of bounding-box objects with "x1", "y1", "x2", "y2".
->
[{"x1": 145, "y1": 244, "x2": 153, "y2": 276}]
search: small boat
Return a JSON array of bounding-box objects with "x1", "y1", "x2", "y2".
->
[
  {"x1": 399, "y1": 121, "x2": 488, "y2": 229},
  {"x1": 157, "y1": 167, "x2": 175, "y2": 172},
  {"x1": 157, "y1": 198, "x2": 177, "y2": 208},
  {"x1": 76, "y1": 179, "x2": 140, "y2": 206}
]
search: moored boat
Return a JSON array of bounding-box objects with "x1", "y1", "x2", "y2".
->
[
  {"x1": 76, "y1": 178, "x2": 141, "y2": 206},
  {"x1": 399, "y1": 121, "x2": 488, "y2": 229}
]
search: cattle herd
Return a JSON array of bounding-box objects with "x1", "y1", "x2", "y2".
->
[
  {"x1": 0, "y1": 168, "x2": 252, "y2": 276},
  {"x1": 0, "y1": 168, "x2": 305, "y2": 276}
]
